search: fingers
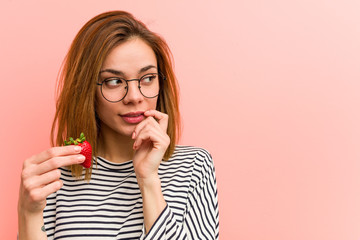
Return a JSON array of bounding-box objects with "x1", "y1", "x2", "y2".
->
[
  {"x1": 23, "y1": 169, "x2": 61, "y2": 193},
  {"x1": 20, "y1": 165, "x2": 64, "y2": 213},
  {"x1": 23, "y1": 145, "x2": 84, "y2": 183},
  {"x1": 132, "y1": 117, "x2": 170, "y2": 151},
  {"x1": 134, "y1": 129, "x2": 169, "y2": 151},
  {"x1": 30, "y1": 145, "x2": 82, "y2": 165},
  {"x1": 34, "y1": 154, "x2": 85, "y2": 176},
  {"x1": 23, "y1": 146, "x2": 85, "y2": 177},
  {"x1": 28, "y1": 180, "x2": 63, "y2": 203},
  {"x1": 133, "y1": 116, "x2": 161, "y2": 137},
  {"x1": 132, "y1": 110, "x2": 168, "y2": 139},
  {"x1": 132, "y1": 110, "x2": 170, "y2": 151},
  {"x1": 19, "y1": 145, "x2": 85, "y2": 213},
  {"x1": 143, "y1": 110, "x2": 169, "y2": 132}
]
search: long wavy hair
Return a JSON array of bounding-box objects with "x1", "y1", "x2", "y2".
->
[{"x1": 51, "y1": 11, "x2": 181, "y2": 180}]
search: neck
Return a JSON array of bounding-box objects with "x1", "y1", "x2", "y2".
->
[{"x1": 97, "y1": 124, "x2": 135, "y2": 163}]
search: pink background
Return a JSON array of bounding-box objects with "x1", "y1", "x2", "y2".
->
[{"x1": 1, "y1": 0, "x2": 360, "y2": 239}]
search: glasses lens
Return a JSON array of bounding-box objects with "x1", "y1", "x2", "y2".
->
[
  {"x1": 100, "y1": 73, "x2": 161, "y2": 102},
  {"x1": 139, "y1": 73, "x2": 160, "y2": 98},
  {"x1": 101, "y1": 78, "x2": 127, "y2": 102}
]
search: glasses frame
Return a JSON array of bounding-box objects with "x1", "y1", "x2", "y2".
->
[{"x1": 96, "y1": 72, "x2": 165, "y2": 103}]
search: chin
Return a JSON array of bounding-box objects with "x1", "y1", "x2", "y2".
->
[
  {"x1": 116, "y1": 125, "x2": 136, "y2": 137},
  {"x1": 99, "y1": 121, "x2": 133, "y2": 139}
]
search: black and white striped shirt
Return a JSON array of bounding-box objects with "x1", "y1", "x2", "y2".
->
[{"x1": 43, "y1": 145, "x2": 219, "y2": 239}]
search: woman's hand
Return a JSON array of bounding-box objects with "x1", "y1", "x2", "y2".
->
[
  {"x1": 18, "y1": 146, "x2": 85, "y2": 214},
  {"x1": 131, "y1": 110, "x2": 169, "y2": 233},
  {"x1": 131, "y1": 110, "x2": 170, "y2": 182},
  {"x1": 18, "y1": 146, "x2": 85, "y2": 239}
]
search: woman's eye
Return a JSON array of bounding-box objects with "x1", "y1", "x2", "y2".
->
[
  {"x1": 104, "y1": 78, "x2": 123, "y2": 88},
  {"x1": 141, "y1": 75, "x2": 156, "y2": 84}
]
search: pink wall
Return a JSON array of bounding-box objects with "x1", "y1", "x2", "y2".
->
[{"x1": 1, "y1": 0, "x2": 360, "y2": 239}]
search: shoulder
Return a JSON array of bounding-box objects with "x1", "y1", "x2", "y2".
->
[
  {"x1": 172, "y1": 145, "x2": 213, "y2": 160},
  {"x1": 166, "y1": 146, "x2": 217, "y2": 195},
  {"x1": 165, "y1": 145, "x2": 215, "y2": 173}
]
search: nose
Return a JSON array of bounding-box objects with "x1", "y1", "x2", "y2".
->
[{"x1": 122, "y1": 80, "x2": 144, "y2": 104}]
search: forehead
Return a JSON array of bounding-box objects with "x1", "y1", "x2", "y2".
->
[{"x1": 102, "y1": 38, "x2": 157, "y2": 76}]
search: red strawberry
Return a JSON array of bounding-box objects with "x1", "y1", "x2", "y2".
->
[{"x1": 64, "y1": 132, "x2": 92, "y2": 168}]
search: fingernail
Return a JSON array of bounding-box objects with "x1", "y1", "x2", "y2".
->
[
  {"x1": 132, "y1": 132, "x2": 136, "y2": 139},
  {"x1": 74, "y1": 146, "x2": 81, "y2": 152},
  {"x1": 77, "y1": 155, "x2": 85, "y2": 162}
]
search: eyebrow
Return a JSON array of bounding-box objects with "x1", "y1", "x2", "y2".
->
[{"x1": 99, "y1": 65, "x2": 157, "y2": 76}]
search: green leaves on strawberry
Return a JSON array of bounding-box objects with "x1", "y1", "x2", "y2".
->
[{"x1": 64, "y1": 132, "x2": 92, "y2": 168}]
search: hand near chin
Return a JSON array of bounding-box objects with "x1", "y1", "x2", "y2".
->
[{"x1": 131, "y1": 110, "x2": 170, "y2": 183}]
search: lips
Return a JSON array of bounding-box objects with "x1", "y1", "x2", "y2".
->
[{"x1": 120, "y1": 111, "x2": 145, "y2": 124}]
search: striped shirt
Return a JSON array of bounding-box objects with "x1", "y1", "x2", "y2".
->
[{"x1": 43, "y1": 145, "x2": 219, "y2": 239}]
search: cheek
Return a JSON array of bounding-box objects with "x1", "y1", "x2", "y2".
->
[{"x1": 151, "y1": 97, "x2": 158, "y2": 110}]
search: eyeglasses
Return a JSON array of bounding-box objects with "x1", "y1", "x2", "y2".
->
[{"x1": 97, "y1": 73, "x2": 164, "y2": 103}]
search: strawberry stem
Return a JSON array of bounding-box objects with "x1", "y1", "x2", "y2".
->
[{"x1": 64, "y1": 133, "x2": 87, "y2": 146}]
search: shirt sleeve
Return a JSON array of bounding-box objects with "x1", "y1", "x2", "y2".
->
[{"x1": 140, "y1": 149, "x2": 220, "y2": 240}]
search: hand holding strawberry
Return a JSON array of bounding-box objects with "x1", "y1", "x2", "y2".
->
[{"x1": 64, "y1": 132, "x2": 92, "y2": 168}]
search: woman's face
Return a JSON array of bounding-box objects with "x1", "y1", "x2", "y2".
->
[{"x1": 96, "y1": 37, "x2": 159, "y2": 138}]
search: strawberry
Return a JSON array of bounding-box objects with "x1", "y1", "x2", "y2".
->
[{"x1": 64, "y1": 132, "x2": 92, "y2": 168}]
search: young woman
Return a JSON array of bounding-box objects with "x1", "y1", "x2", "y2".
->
[{"x1": 18, "y1": 11, "x2": 219, "y2": 239}]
